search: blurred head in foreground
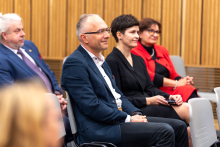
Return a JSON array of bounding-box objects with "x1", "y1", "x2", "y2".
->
[{"x1": 0, "y1": 80, "x2": 62, "y2": 147}]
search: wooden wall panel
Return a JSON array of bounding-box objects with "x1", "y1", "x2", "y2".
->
[
  {"x1": 102, "y1": 0, "x2": 122, "y2": 57},
  {"x1": 181, "y1": 0, "x2": 202, "y2": 65},
  {"x1": 161, "y1": 0, "x2": 181, "y2": 55},
  {"x1": 123, "y1": 0, "x2": 142, "y2": 20},
  {"x1": 14, "y1": 0, "x2": 31, "y2": 40},
  {"x1": 201, "y1": 0, "x2": 220, "y2": 66},
  {"x1": 1, "y1": 0, "x2": 220, "y2": 68},
  {"x1": 142, "y1": 0, "x2": 162, "y2": 45},
  {"x1": 66, "y1": 0, "x2": 85, "y2": 56},
  {"x1": 49, "y1": 0, "x2": 66, "y2": 58},
  {"x1": 32, "y1": 0, "x2": 49, "y2": 57},
  {"x1": 85, "y1": 0, "x2": 103, "y2": 17},
  {"x1": 0, "y1": 0, "x2": 13, "y2": 14}
]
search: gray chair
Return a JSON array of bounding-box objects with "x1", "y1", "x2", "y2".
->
[
  {"x1": 45, "y1": 93, "x2": 66, "y2": 139},
  {"x1": 214, "y1": 87, "x2": 220, "y2": 130},
  {"x1": 169, "y1": 55, "x2": 216, "y2": 102},
  {"x1": 65, "y1": 91, "x2": 116, "y2": 147},
  {"x1": 189, "y1": 98, "x2": 217, "y2": 147}
]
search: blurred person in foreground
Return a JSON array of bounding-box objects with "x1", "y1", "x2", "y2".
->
[
  {"x1": 61, "y1": 14, "x2": 189, "y2": 147},
  {"x1": 0, "y1": 81, "x2": 62, "y2": 147},
  {"x1": 131, "y1": 18, "x2": 198, "y2": 102},
  {"x1": 0, "y1": 13, "x2": 72, "y2": 143}
]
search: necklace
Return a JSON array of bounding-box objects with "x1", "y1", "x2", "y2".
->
[{"x1": 151, "y1": 48, "x2": 154, "y2": 57}]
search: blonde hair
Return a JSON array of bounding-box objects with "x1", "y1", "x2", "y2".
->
[{"x1": 0, "y1": 80, "x2": 48, "y2": 147}]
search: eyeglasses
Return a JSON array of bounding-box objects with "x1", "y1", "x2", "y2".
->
[
  {"x1": 84, "y1": 28, "x2": 111, "y2": 35},
  {"x1": 147, "y1": 29, "x2": 161, "y2": 36}
]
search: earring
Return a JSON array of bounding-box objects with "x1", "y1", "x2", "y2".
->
[{"x1": 119, "y1": 38, "x2": 122, "y2": 40}]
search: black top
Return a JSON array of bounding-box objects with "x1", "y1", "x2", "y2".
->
[
  {"x1": 141, "y1": 43, "x2": 171, "y2": 88},
  {"x1": 106, "y1": 47, "x2": 170, "y2": 108}
]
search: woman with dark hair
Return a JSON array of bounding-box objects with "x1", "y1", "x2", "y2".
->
[
  {"x1": 106, "y1": 14, "x2": 192, "y2": 146},
  {"x1": 131, "y1": 18, "x2": 198, "y2": 102}
]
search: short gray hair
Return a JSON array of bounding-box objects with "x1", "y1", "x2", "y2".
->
[
  {"x1": 0, "y1": 13, "x2": 22, "y2": 42},
  {"x1": 76, "y1": 14, "x2": 101, "y2": 42}
]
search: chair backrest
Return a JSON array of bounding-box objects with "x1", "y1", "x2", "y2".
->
[
  {"x1": 214, "y1": 87, "x2": 220, "y2": 129},
  {"x1": 65, "y1": 91, "x2": 77, "y2": 134},
  {"x1": 45, "y1": 93, "x2": 66, "y2": 139},
  {"x1": 169, "y1": 55, "x2": 187, "y2": 77},
  {"x1": 189, "y1": 98, "x2": 217, "y2": 147}
]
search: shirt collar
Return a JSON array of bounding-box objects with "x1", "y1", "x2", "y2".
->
[
  {"x1": 2, "y1": 44, "x2": 24, "y2": 54},
  {"x1": 81, "y1": 44, "x2": 105, "y2": 66}
]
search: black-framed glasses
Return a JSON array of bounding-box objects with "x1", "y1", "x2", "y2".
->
[
  {"x1": 84, "y1": 28, "x2": 111, "y2": 35},
  {"x1": 147, "y1": 29, "x2": 161, "y2": 36}
]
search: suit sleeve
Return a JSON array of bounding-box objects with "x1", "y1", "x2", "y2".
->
[
  {"x1": 0, "y1": 60, "x2": 14, "y2": 86},
  {"x1": 106, "y1": 57, "x2": 147, "y2": 108},
  {"x1": 61, "y1": 57, "x2": 131, "y2": 124}
]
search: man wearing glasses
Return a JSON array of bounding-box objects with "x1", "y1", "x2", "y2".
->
[{"x1": 61, "y1": 14, "x2": 189, "y2": 147}]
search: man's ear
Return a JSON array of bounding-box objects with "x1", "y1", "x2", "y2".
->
[
  {"x1": 1, "y1": 32, "x2": 7, "y2": 41},
  {"x1": 80, "y1": 34, "x2": 89, "y2": 44}
]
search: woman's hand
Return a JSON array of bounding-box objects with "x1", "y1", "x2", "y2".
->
[
  {"x1": 147, "y1": 95, "x2": 169, "y2": 106},
  {"x1": 178, "y1": 76, "x2": 194, "y2": 87},
  {"x1": 186, "y1": 76, "x2": 194, "y2": 85},
  {"x1": 177, "y1": 77, "x2": 187, "y2": 86},
  {"x1": 169, "y1": 95, "x2": 183, "y2": 105}
]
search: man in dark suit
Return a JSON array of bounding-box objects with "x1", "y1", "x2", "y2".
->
[
  {"x1": 61, "y1": 14, "x2": 189, "y2": 147},
  {"x1": 0, "y1": 13, "x2": 72, "y2": 143}
]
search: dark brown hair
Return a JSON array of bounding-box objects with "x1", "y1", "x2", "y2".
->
[
  {"x1": 139, "y1": 18, "x2": 161, "y2": 33},
  {"x1": 111, "y1": 14, "x2": 139, "y2": 43}
]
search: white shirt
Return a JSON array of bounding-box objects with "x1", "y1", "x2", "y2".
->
[
  {"x1": 81, "y1": 45, "x2": 130, "y2": 122},
  {"x1": 3, "y1": 44, "x2": 43, "y2": 71}
]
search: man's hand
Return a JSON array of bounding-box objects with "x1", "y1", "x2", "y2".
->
[
  {"x1": 55, "y1": 94, "x2": 67, "y2": 114},
  {"x1": 169, "y1": 95, "x2": 183, "y2": 105},
  {"x1": 130, "y1": 115, "x2": 147, "y2": 122},
  {"x1": 147, "y1": 95, "x2": 169, "y2": 106}
]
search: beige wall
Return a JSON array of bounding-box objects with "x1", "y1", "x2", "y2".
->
[{"x1": 1, "y1": 0, "x2": 220, "y2": 67}]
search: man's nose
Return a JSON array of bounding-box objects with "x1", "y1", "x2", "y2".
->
[
  {"x1": 104, "y1": 32, "x2": 110, "y2": 38},
  {"x1": 21, "y1": 30, "x2": 25, "y2": 36}
]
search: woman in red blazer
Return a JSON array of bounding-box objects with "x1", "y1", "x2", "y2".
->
[{"x1": 131, "y1": 18, "x2": 198, "y2": 102}]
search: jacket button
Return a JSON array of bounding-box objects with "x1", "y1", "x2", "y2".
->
[
  {"x1": 166, "y1": 64, "x2": 168, "y2": 66},
  {"x1": 112, "y1": 100, "x2": 115, "y2": 103}
]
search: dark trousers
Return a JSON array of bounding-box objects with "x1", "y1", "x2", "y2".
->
[{"x1": 117, "y1": 117, "x2": 189, "y2": 147}]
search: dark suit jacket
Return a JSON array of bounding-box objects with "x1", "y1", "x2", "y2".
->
[
  {"x1": 61, "y1": 45, "x2": 140, "y2": 145},
  {"x1": 106, "y1": 47, "x2": 170, "y2": 108},
  {"x1": 0, "y1": 40, "x2": 62, "y2": 94}
]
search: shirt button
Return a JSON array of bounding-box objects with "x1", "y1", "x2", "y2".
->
[{"x1": 112, "y1": 100, "x2": 115, "y2": 103}]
